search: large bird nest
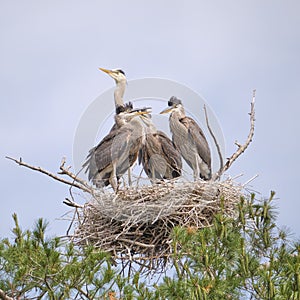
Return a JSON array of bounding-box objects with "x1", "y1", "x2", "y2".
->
[
  {"x1": 68, "y1": 178, "x2": 243, "y2": 271},
  {"x1": 6, "y1": 91, "x2": 256, "y2": 273}
]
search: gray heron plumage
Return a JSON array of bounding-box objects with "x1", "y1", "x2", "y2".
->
[
  {"x1": 138, "y1": 114, "x2": 182, "y2": 181},
  {"x1": 98, "y1": 68, "x2": 128, "y2": 110},
  {"x1": 160, "y1": 96, "x2": 212, "y2": 180},
  {"x1": 83, "y1": 68, "x2": 134, "y2": 189},
  {"x1": 97, "y1": 68, "x2": 182, "y2": 182},
  {"x1": 83, "y1": 109, "x2": 149, "y2": 191}
]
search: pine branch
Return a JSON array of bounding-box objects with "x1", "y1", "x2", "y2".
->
[{"x1": 0, "y1": 289, "x2": 14, "y2": 300}]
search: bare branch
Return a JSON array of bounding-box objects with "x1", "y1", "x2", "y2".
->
[
  {"x1": 63, "y1": 198, "x2": 84, "y2": 208},
  {"x1": 58, "y1": 157, "x2": 90, "y2": 189},
  {"x1": 203, "y1": 104, "x2": 224, "y2": 173},
  {"x1": 118, "y1": 238, "x2": 155, "y2": 248},
  {"x1": 6, "y1": 156, "x2": 92, "y2": 193},
  {"x1": 212, "y1": 90, "x2": 256, "y2": 180}
]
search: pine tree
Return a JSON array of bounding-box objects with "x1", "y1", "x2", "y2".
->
[{"x1": 1, "y1": 193, "x2": 299, "y2": 299}]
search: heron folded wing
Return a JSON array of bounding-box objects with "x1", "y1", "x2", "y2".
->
[
  {"x1": 157, "y1": 131, "x2": 182, "y2": 178},
  {"x1": 181, "y1": 117, "x2": 211, "y2": 167}
]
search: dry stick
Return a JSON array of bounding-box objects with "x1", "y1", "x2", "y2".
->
[
  {"x1": 63, "y1": 198, "x2": 84, "y2": 208},
  {"x1": 203, "y1": 104, "x2": 224, "y2": 175},
  {"x1": 60, "y1": 158, "x2": 94, "y2": 210},
  {"x1": 5, "y1": 156, "x2": 92, "y2": 194},
  {"x1": 117, "y1": 238, "x2": 155, "y2": 248},
  {"x1": 58, "y1": 157, "x2": 91, "y2": 191},
  {"x1": 213, "y1": 89, "x2": 256, "y2": 181},
  {"x1": 65, "y1": 208, "x2": 80, "y2": 236}
]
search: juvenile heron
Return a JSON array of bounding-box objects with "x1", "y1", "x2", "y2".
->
[
  {"x1": 99, "y1": 68, "x2": 134, "y2": 130},
  {"x1": 83, "y1": 68, "x2": 134, "y2": 187},
  {"x1": 83, "y1": 108, "x2": 150, "y2": 191},
  {"x1": 98, "y1": 68, "x2": 182, "y2": 182},
  {"x1": 160, "y1": 96, "x2": 212, "y2": 180},
  {"x1": 138, "y1": 114, "x2": 182, "y2": 181},
  {"x1": 98, "y1": 68, "x2": 128, "y2": 110}
]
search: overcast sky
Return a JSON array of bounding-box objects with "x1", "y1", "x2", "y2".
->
[{"x1": 1, "y1": 1, "x2": 299, "y2": 239}]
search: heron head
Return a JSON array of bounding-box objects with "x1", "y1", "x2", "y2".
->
[
  {"x1": 114, "y1": 107, "x2": 150, "y2": 126},
  {"x1": 99, "y1": 68, "x2": 127, "y2": 83},
  {"x1": 160, "y1": 96, "x2": 183, "y2": 115},
  {"x1": 168, "y1": 96, "x2": 182, "y2": 106}
]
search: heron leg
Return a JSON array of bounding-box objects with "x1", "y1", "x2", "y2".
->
[
  {"x1": 150, "y1": 164, "x2": 157, "y2": 184},
  {"x1": 127, "y1": 168, "x2": 132, "y2": 186},
  {"x1": 110, "y1": 162, "x2": 118, "y2": 191},
  {"x1": 194, "y1": 154, "x2": 200, "y2": 181}
]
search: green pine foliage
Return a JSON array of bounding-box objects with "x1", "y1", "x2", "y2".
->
[
  {"x1": 0, "y1": 214, "x2": 114, "y2": 299},
  {"x1": 0, "y1": 192, "x2": 300, "y2": 299}
]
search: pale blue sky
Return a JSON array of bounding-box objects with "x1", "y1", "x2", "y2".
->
[{"x1": 1, "y1": 1, "x2": 299, "y2": 238}]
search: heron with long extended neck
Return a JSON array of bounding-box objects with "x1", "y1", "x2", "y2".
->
[
  {"x1": 160, "y1": 96, "x2": 212, "y2": 181},
  {"x1": 98, "y1": 68, "x2": 182, "y2": 183},
  {"x1": 99, "y1": 68, "x2": 128, "y2": 111}
]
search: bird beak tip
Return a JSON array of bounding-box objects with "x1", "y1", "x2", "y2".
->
[
  {"x1": 160, "y1": 108, "x2": 170, "y2": 114},
  {"x1": 99, "y1": 67, "x2": 111, "y2": 74}
]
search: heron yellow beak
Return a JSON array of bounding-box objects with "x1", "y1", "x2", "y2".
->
[
  {"x1": 135, "y1": 109, "x2": 151, "y2": 116},
  {"x1": 99, "y1": 67, "x2": 113, "y2": 75},
  {"x1": 160, "y1": 107, "x2": 173, "y2": 114}
]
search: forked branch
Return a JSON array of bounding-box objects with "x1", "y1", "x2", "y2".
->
[
  {"x1": 212, "y1": 89, "x2": 256, "y2": 180},
  {"x1": 5, "y1": 156, "x2": 92, "y2": 194}
]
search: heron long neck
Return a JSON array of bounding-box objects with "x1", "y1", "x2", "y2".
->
[
  {"x1": 170, "y1": 108, "x2": 187, "y2": 139},
  {"x1": 140, "y1": 116, "x2": 157, "y2": 134},
  {"x1": 114, "y1": 80, "x2": 126, "y2": 108},
  {"x1": 131, "y1": 117, "x2": 147, "y2": 143}
]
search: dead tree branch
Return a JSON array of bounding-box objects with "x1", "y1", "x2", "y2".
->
[
  {"x1": 63, "y1": 198, "x2": 84, "y2": 208},
  {"x1": 213, "y1": 89, "x2": 256, "y2": 180},
  {"x1": 58, "y1": 158, "x2": 91, "y2": 189},
  {"x1": 204, "y1": 104, "x2": 224, "y2": 174},
  {"x1": 5, "y1": 156, "x2": 92, "y2": 194}
]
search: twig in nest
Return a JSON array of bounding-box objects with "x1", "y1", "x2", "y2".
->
[
  {"x1": 63, "y1": 201, "x2": 83, "y2": 237},
  {"x1": 5, "y1": 156, "x2": 92, "y2": 193},
  {"x1": 69, "y1": 179, "x2": 242, "y2": 274},
  {"x1": 212, "y1": 89, "x2": 256, "y2": 180},
  {"x1": 63, "y1": 198, "x2": 84, "y2": 208}
]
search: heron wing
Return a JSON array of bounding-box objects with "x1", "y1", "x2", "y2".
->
[
  {"x1": 83, "y1": 127, "x2": 126, "y2": 181},
  {"x1": 180, "y1": 117, "x2": 211, "y2": 166},
  {"x1": 156, "y1": 131, "x2": 182, "y2": 178},
  {"x1": 142, "y1": 133, "x2": 164, "y2": 179}
]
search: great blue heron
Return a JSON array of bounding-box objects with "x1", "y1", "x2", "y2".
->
[
  {"x1": 138, "y1": 114, "x2": 182, "y2": 181},
  {"x1": 160, "y1": 96, "x2": 212, "y2": 180},
  {"x1": 83, "y1": 68, "x2": 134, "y2": 188},
  {"x1": 83, "y1": 108, "x2": 150, "y2": 191},
  {"x1": 98, "y1": 68, "x2": 129, "y2": 112},
  {"x1": 98, "y1": 68, "x2": 182, "y2": 183}
]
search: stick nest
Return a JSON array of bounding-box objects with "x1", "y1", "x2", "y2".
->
[{"x1": 70, "y1": 179, "x2": 243, "y2": 271}]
